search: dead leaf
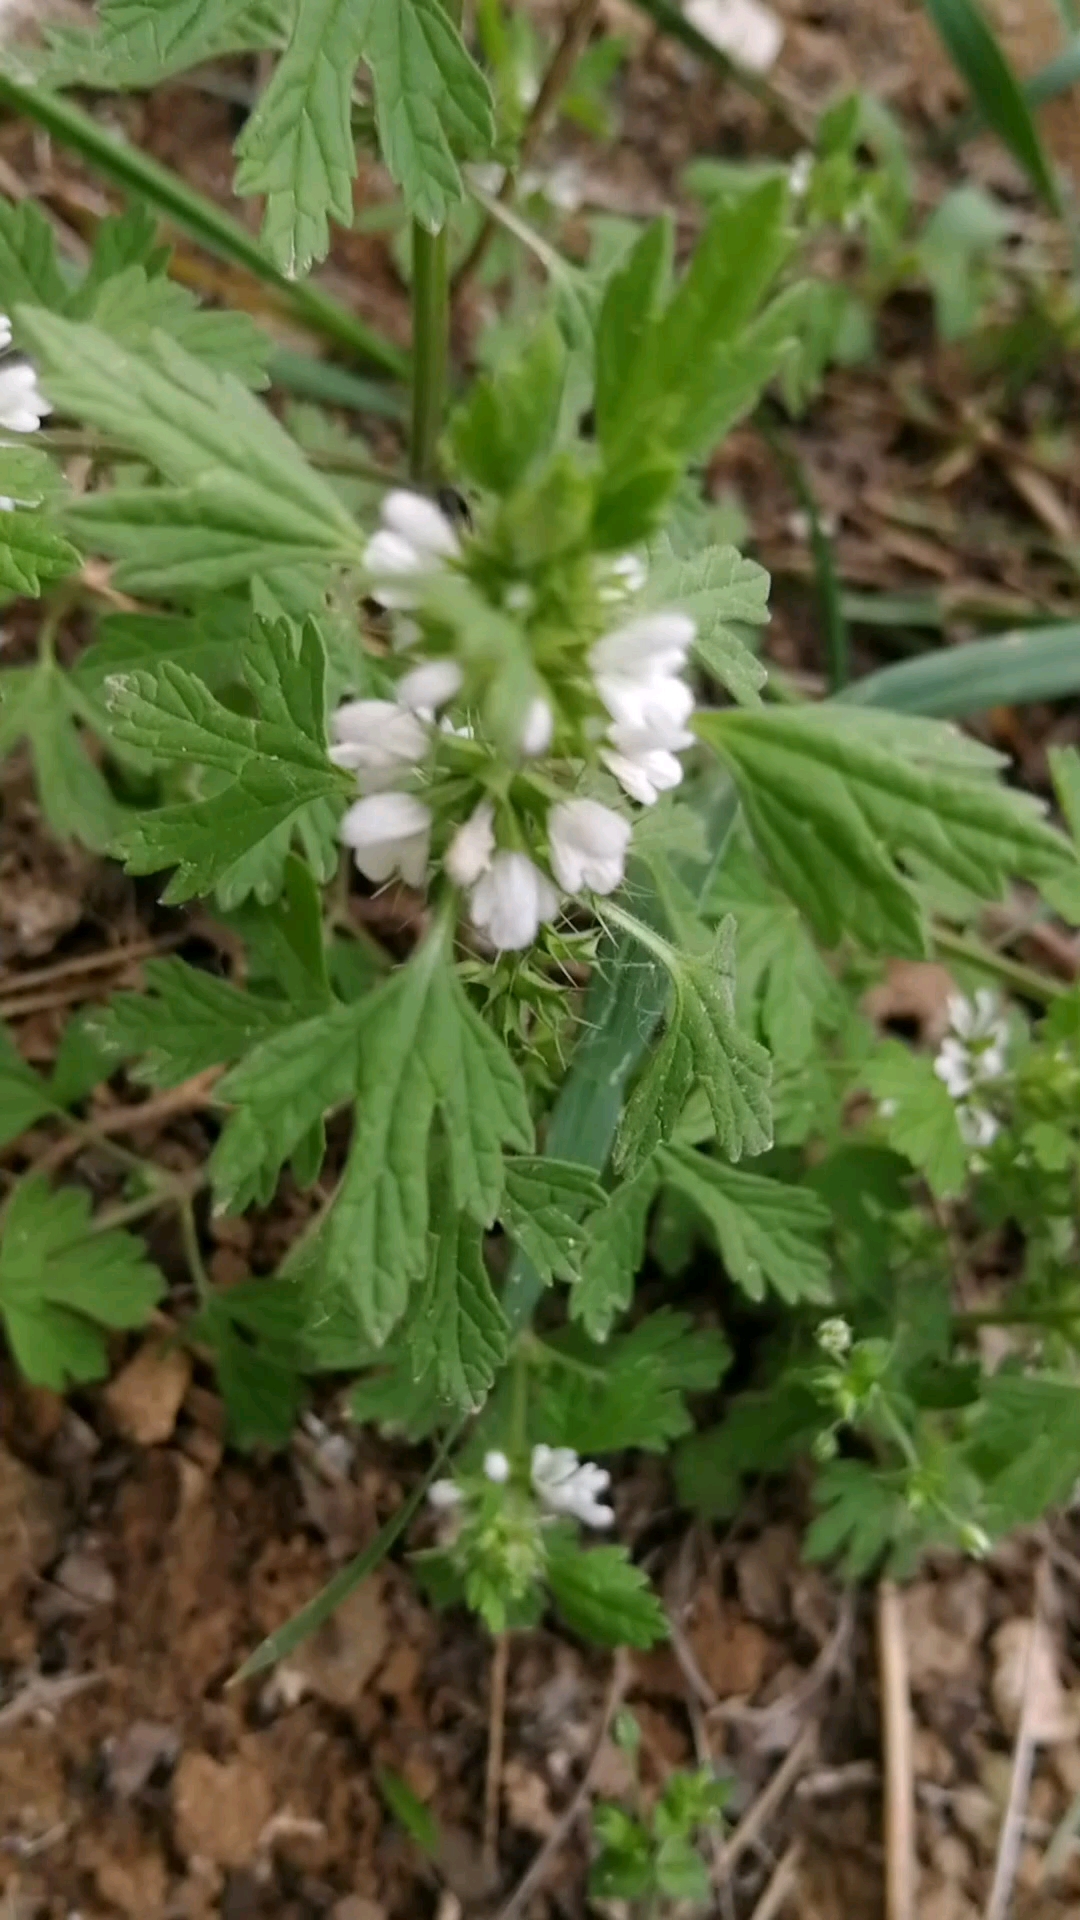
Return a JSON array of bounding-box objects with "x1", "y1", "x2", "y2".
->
[
  {"x1": 502, "y1": 1757, "x2": 556, "y2": 1838},
  {"x1": 106, "y1": 1721, "x2": 181, "y2": 1800},
  {"x1": 173, "y1": 1751, "x2": 274, "y2": 1868},
  {"x1": 278, "y1": 1576, "x2": 388, "y2": 1710},
  {"x1": 105, "y1": 1341, "x2": 192, "y2": 1446},
  {"x1": 903, "y1": 1576, "x2": 988, "y2": 1690},
  {"x1": 735, "y1": 1525, "x2": 796, "y2": 1628},
  {"x1": 991, "y1": 1617, "x2": 1079, "y2": 1744},
  {"x1": 687, "y1": 1585, "x2": 776, "y2": 1698}
]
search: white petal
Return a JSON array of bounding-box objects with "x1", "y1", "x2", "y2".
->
[
  {"x1": 483, "y1": 1450, "x2": 511, "y2": 1483},
  {"x1": 947, "y1": 993, "x2": 976, "y2": 1040},
  {"x1": 340, "y1": 791, "x2": 431, "y2": 887},
  {"x1": 520, "y1": 695, "x2": 554, "y2": 756},
  {"x1": 396, "y1": 659, "x2": 463, "y2": 712},
  {"x1": 0, "y1": 361, "x2": 49, "y2": 434},
  {"x1": 590, "y1": 611, "x2": 695, "y2": 679},
  {"x1": 381, "y1": 490, "x2": 460, "y2": 560},
  {"x1": 548, "y1": 798, "x2": 630, "y2": 896},
  {"x1": 933, "y1": 1039, "x2": 973, "y2": 1100},
  {"x1": 428, "y1": 1479, "x2": 464, "y2": 1510},
  {"x1": 0, "y1": 315, "x2": 10, "y2": 352},
  {"x1": 330, "y1": 699, "x2": 429, "y2": 786},
  {"x1": 602, "y1": 747, "x2": 683, "y2": 806},
  {"x1": 469, "y1": 852, "x2": 559, "y2": 952},
  {"x1": 445, "y1": 800, "x2": 495, "y2": 888}
]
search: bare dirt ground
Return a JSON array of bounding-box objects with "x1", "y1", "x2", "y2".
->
[{"x1": 3, "y1": 2, "x2": 1080, "y2": 1916}]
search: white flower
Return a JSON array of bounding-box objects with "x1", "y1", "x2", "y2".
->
[
  {"x1": 610, "y1": 553, "x2": 648, "y2": 594},
  {"x1": 602, "y1": 676, "x2": 696, "y2": 755},
  {"x1": 330, "y1": 698, "x2": 429, "y2": 788},
  {"x1": 484, "y1": 1450, "x2": 511, "y2": 1483},
  {"x1": 0, "y1": 315, "x2": 11, "y2": 352},
  {"x1": 548, "y1": 798, "x2": 631, "y2": 896},
  {"x1": 958, "y1": 1105, "x2": 1000, "y2": 1150},
  {"x1": 0, "y1": 496, "x2": 13, "y2": 512},
  {"x1": 602, "y1": 746, "x2": 683, "y2": 807},
  {"x1": 445, "y1": 800, "x2": 495, "y2": 888},
  {"x1": 531, "y1": 1444, "x2": 614, "y2": 1529},
  {"x1": 428, "y1": 1479, "x2": 464, "y2": 1511},
  {"x1": 0, "y1": 360, "x2": 50, "y2": 433},
  {"x1": 469, "y1": 851, "x2": 559, "y2": 952},
  {"x1": 520, "y1": 695, "x2": 554, "y2": 756},
  {"x1": 934, "y1": 990, "x2": 1008, "y2": 1099},
  {"x1": 817, "y1": 1317, "x2": 852, "y2": 1360},
  {"x1": 590, "y1": 611, "x2": 694, "y2": 682},
  {"x1": 363, "y1": 490, "x2": 459, "y2": 608},
  {"x1": 789, "y1": 150, "x2": 814, "y2": 199},
  {"x1": 396, "y1": 658, "x2": 463, "y2": 714},
  {"x1": 340, "y1": 791, "x2": 432, "y2": 888},
  {"x1": 934, "y1": 1038, "x2": 974, "y2": 1100}
]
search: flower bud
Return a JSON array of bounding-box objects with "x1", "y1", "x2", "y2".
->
[
  {"x1": 445, "y1": 801, "x2": 495, "y2": 888},
  {"x1": 548, "y1": 798, "x2": 631, "y2": 896},
  {"x1": 520, "y1": 695, "x2": 554, "y2": 756}
]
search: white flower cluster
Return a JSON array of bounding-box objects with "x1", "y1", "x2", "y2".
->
[
  {"x1": 0, "y1": 314, "x2": 50, "y2": 438},
  {"x1": 934, "y1": 989, "x2": 1008, "y2": 1149},
  {"x1": 336, "y1": 490, "x2": 700, "y2": 951},
  {"x1": 427, "y1": 1443, "x2": 614, "y2": 1531}
]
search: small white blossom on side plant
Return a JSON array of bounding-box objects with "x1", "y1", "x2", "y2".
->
[
  {"x1": 0, "y1": 354, "x2": 51, "y2": 434},
  {"x1": 483, "y1": 1450, "x2": 511, "y2": 1483},
  {"x1": 531, "y1": 1443, "x2": 615, "y2": 1529},
  {"x1": 934, "y1": 990, "x2": 1008, "y2": 1152},
  {"x1": 428, "y1": 1478, "x2": 465, "y2": 1511}
]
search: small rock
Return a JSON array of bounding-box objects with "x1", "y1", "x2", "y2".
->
[
  {"x1": 106, "y1": 1721, "x2": 181, "y2": 1800},
  {"x1": 55, "y1": 1546, "x2": 116, "y2": 1609},
  {"x1": 105, "y1": 1341, "x2": 192, "y2": 1446},
  {"x1": 173, "y1": 1752, "x2": 273, "y2": 1869}
]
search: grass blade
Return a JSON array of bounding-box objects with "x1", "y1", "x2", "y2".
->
[
  {"x1": 0, "y1": 71, "x2": 408, "y2": 379},
  {"x1": 842, "y1": 622, "x2": 1080, "y2": 715},
  {"x1": 269, "y1": 347, "x2": 408, "y2": 420},
  {"x1": 921, "y1": 0, "x2": 1062, "y2": 211}
]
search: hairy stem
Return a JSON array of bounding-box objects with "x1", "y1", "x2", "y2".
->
[
  {"x1": 932, "y1": 925, "x2": 1065, "y2": 1004},
  {"x1": 409, "y1": 220, "x2": 451, "y2": 484}
]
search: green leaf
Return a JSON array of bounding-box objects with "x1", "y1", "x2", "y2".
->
[
  {"x1": 660, "y1": 1144, "x2": 833, "y2": 1304},
  {"x1": 406, "y1": 1213, "x2": 508, "y2": 1409},
  {"x1": 16, "y1": 314, "x2": 364, "y2": 589},
  {"x1": 655, "y1": 1836, "x2": 711, "y2": 1903},
  {"x1": 0, "y1": 200, "x2": 68, "y2": 310},
  {"x1": 234, "y1": 0, "x2": 374, "y2": 277},
  {"x1": 0, "y1": 659, "x2": 123, "y2": 853},
  {"x1": 676, "y1": 1381, "x2": 824, "y2": 1518},
  {"x1": 80, "y1": 263, "x2": 272, "y2": 385},
  {"x1": 0, "y1": 1178, "x2": 163, "y2": 1389},
  {"x1": 43, "y1": 0, "x2": 270, "y2": 88},
  {"x1": 570, "y1": 1157, "x2": 662, "y2": 1340},
  {"x1": 967, "y1": 1373, "x2": 1080, "y2": 1530},
  {"x1": 448, "y1": 319, "x2": 565, "y2": 493},
  {"x1": 365, "y1": 0, "x2": 495, "y2": 232},
  {"x1": 594, "y1": 216, "x2": 672, "y2": 449},
  {"x1": 845, "y1": 622, "x2": 1080, "y2": 718},
  {"x1": 188, "y1": 1276, "x2": 307, "y2": 1449},
  {"x1": 545, "y1": 1531, "x2": 667, "y2": 1648},
  {"x1": 95, "y1": 957, "x2": 293, "y2": 1089},
  {"x1": 212, "y1": 1004, "x2": 366, "y2": 1212},
  {"x1": 1044, "y1": 745, "x2": 1080, "y2": 922},
  {"x1": 534, "y1": 1310, "x2": 731, "y2": 1453},
  {"x1": 0, "y1": 442, "x2": 79, "y2": 596},
  {"x1": 700, "y1": 704, "x2": 1077, "y2": 957},
  {"x1": 804, "y1": 1457, "x2": 916, "y2": 1580},
  {"x1": 923, "y1": 0, "x2": 1061, "y2": 212},
  {"x1": 499, "y1": 1156, "x2": 606, "y2": 1287},
  {"x1": 322, "y1": 924, "x2": 533, "y2": 1343},
  {"x1": 105, "y1": 619, "x2": 345, "y2": 902},
  {"x1": 863, "y1": 1041, "x2": 967, "y2": 1198},
  {"x1": 646, "y1": 540, "x2": 768, "y2": 705},
  {"x1": 704, "y1": 832, "x2": 841, "y2": 1068},
  {"x1": 0, "y1": 1026, "x2": 55, "y2": 1148},
  {"x1": 615, "y1": 915, "x2": 772, "y2": 1176}
]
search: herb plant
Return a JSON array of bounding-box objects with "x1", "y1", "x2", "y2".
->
[{"x1": 1, "y1": 0, "x2": 1080, "y2": 1669}]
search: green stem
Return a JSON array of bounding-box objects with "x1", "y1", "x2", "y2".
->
[
  {"x1": 409, "y1": 221, "x2": 450, "y2": 485},
  {"x1": 932, "y1": 926, "x2": 1065, "y2": 1004},
  {"x1": 91, "y1": 1172, "x2": 205, "y2": 1236},
  {"x1": 177, "y1": 1196, "x2": 212, "y2": 1301}
]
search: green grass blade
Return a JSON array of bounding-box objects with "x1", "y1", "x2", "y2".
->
[
  {"x1": 921, "y1": 0, "x2": 1062, "y2": 211},
  {"x1": 0, "y1": 71, "x2": 408, "y2": 379},
  {"x1": 842, "y1": 622, "x2": 1080, "y2": 715},
  {"x1": 1028, "y1": 38, "x2": 1080, "y2": 109},
  {"x1": 269, "y1": 347, "x2": 409, "y2": 420}
]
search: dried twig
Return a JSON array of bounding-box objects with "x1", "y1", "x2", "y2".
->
[
  {"x1": 0, "y1": 1669, "x2": 109, "y2": 1737},
  {"x1": 986, "y1": 1567, "x2": 1050, "y2": 1920},
  {"x1": 0, "y1": 933, "x2": 181, "y2": 1003},
  {"x1": 748, "y1": 1840, "x2": 802, "y2": 1920},
  {"x1": 878, "y1": 1580, "x2": 916, "y2": 1920},
  {"x1": 715, "y1": 1725, "x2": 816, "y2": 1879},
  {"x1": 26, "y1": 1069, "x2": 222, "y2": 1177},
  {"x1": 483, "y1": 1631, "x2": 511, "y2": 1881},
  {"x1": 494, "y1": 1651, "x2": 628, "y2": 1920}
]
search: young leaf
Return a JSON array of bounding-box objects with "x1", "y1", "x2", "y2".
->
[
  {"x1": 365, "y1": 0, "x2": 495, "y2": 233},
  {"x1": 0, "y1": 200, "x2": 68, "y2": 309},
  {"x1": 594, "y1": 217, "x2": 672, "y2": 451},
  {"x1": 646, "y1": 540, "x2": 768, "y2": 706},
  {"x1": 0, "y1": 659, "x2": 124, "y2": 853},
  {"x1": 659, "y1": 1144, "x2": 833, "y2": 1304},
  {"x1": 233, "y1": 0, "x2": 374, "y2": 277},
  {"x1": 406, "y1": 1214, "x2": 508, "y2": 1409},
  {"x1": 0, "y1": 1178, "x2": 163, "y2": 1389},
  {"x1": 805, "y1": 1457, "x2": 917, "y2": 1580},
  {"x1": 570, "y1": 1157, "x2": 663, "y2": 1341},
  {"x1": 676, "y1": 1381, "x2": 824, "y2": 1518},
  {"x1": 448, "y1": 319, "x2": 565, "y2": 493},
  {"x1": 703, "y1": 832, "x2": 841, "y2": 1069},
  {"x1": 534, "y1": 1310, "x2": 731, "y2": 1453},
  {"x1": 321, "y1": 926, "x2": 532, "y2": 1344},
  {"x1": 211, "y1": 1003, "x2": 367, "y2": 1212},
  {"x1": 0, "y1": 1026, "x2": 55, "y2": 1148},
  {"x1": 43, "y1": 0, "x2": 269, "y2": 89},
  {"x1": 96, "y1": 958, "x2": 293, "y2": 1089},
  {"x1": 967, "y1": 1373, "x2": 1080, "y2": 1531},
  {"x1": 545, "y1": 1531, "x2": 667, "y2": 1648},
  {"x1": 0, "y1": 441, "x2": 80, "y2": 596},
  {"x1": 188, "y1": 1276, "x2": 307, "y2": 1450},
  {"x1": 863, "y1": 1042, "x2": 967, "y2": 1199},
  {"x1": 614, "y1": 915, "x2": 772, "y2": 1175},
  {"x1": 499, "y1": 1156, "x2": 606, "y2": 1287},
  {"x1": 699, "y1": 704, "x2": 1077, "y2": 957}
]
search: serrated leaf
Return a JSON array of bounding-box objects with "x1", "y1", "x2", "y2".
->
[
  {"x1": 615, "y1": 916, "x2": 772, "y2": 1176},
  {"x1": 676, "y1": 1381, "x2": 823, "y2": 1518},
  {"x1": 499, "y1": 1156, "x2": 606, "y2": 1287},
  {"x1": 81, "y1": 264, "x2": 271, "y2": 385},
  {"x1": 660, "y1": 1144, "x2": 833, "y2": 1304},
  {"x1": 407, "y1": 1214, "x2": 508, "y2": 1409},
  {"x1": 704, "y1": 832, "x2": 841, "y2": 1068},
  {"x1": 212, "y1": 1003, "x2": 367, "y2": 1212},
  {"x1": 189, "y1": 1276, "x2": 307, "y2": 1449},
  {"x1": 0, "y1": 1177, "x2": 162, "y2": 1389},
  {"x1": 805, "y1": 1458, "x2": 915, "y2": 1580},
  {"x1": 0, "y1": 1025, "x2": 54, "y2": 1148},
  {"x1": 95, "y1": 957, "x2": 293, "y2": 1089},
  {"x1": 700, "y1": 704, "x2": 1078, "y2": 957},
  {"x1": 43, "y1": 0, "x2": 273, "y2": 88},
  {"x1": 323, "y1": 923, "x2": 533, "y2": 1344},
  {"x1": 17, "y1": 314, "x2": 363, "y2": 586},
  {"x1": 0, "y1": 200, "x2": 68, "y2": 310},
  {"x1": 863, "y1": 1042, "x2": 967, "y2": 1198},
  {"x1": 647, "y1": 540, "x2": 768, "y2": 705},
  {"x1": 570, "y1": 1158, "x2": 663, "y2": 1341},
  {"x1": 0, "y1": 658, "x2": 123, "y2": 853},
  {"x1": 594, "y1": 217, "x2": 672, "y2": 451},
  {"x1": 534, "y1": 1310, "x2": 730, "y2": 1453},
  {"x1": 545, "y1": 1532, "x2": 667, "y2": 1649},
  {"x1": 967, "y1": 1374, "x2": 1080, "y2": 1530},
  {"x1": 366, "y1": 0, "x2": 494, "y2": 232},
  {"x1": 234, "y1": 0, "x2": 374, "y2": 277}
]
